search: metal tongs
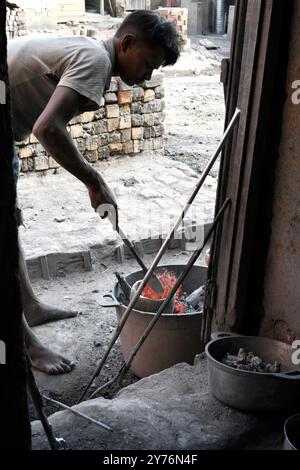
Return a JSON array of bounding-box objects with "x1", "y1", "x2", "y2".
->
[{"x1": 96, "y1": 205, "x2": 164, "y2": 293}]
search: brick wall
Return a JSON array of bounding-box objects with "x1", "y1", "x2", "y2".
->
[
  {"x1": 6, "y1": 8, "x2": 27, "y2": 39},
  {"x1": 16, "y1": 74, "x2": 165, "y2": 174},
  {"x1": 157, "y1": 7, "x2": 188, "y2": 44}
]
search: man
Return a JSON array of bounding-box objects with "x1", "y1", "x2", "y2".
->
[{"x1": 8, "y1": 10, "x2": 180, "y2": 374}]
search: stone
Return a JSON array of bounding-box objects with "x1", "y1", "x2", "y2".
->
[
  {"x1": 34, "y1": 155, "x2": 49, "y2": 171},
  {"x1": 29, "y1": 133, "x2": 39, "y2": 144},
  {"x1": 21, "y1": 157, "x2": 34, "y2": 172},
  {"x1": 117, "y1": 90, "x2": 133, "y2": 104},
  {"x1": 85, "y1": 136, "x2": 98, "y2": 151},
  {"x1": 107, "y1": 118, "x2": 119, "y2": 132},
  {"x1": 81, "y1": 111, "x2": 95, "y2": 123},
  {"x1": 153, "y1": 137, "x2": 164, "y2": 150},
  {"x1": 48, "y1": 157, "x2": 60, "y2": 169},
  {"x1": 109, "y1": 143, "x2": 123, "y2": 155},
  {"x1": 75, "y1": 138, "x2": 86, "y2": 152},
  {"x1": 108, "y1": 77, "x2": 118, "y2": 92},
  {"x1": 142, "y1": 72, "x2": 164, "y2": 88},
  {"x1": 143, "y1": 125, "x2": 164, "y2": 139},
  {"x1": 131, "y1": 114, "x2": 144, "y2": 127},
  {"x1": 119, "y1": 115, "x2": 131, "y2": 129},
  {"x1": 98, "y1": 133, "x2": 109, "y2": 147},
  {"x1": 18, "y1": 146, "x2": 34, "y2": 159},
  {"x1": 69, "y1": 124, "x2": 83, "y2": 139},
  {"x1": 93, "y1": 120, "x2": 108, "y2": 134},
  {"x1": 132, "y1": 127, "x2": 143, "y2": 140},
  {"x1": 133, "y1": 140, "x2": 143, "y2": 153},
  {"x1": 116, "y1": 78, "x2": 132, "y2": 91},
  {"x1": 106, "y1": 104, "x2": 120, "y2": 119},
  {"x1": 131, "y1": 102, "x2": 144, "y2": 114},
  {"x1": 120, "y1": 128, "x2": 131, "y2": 143},
  {"x1": 142, "y1": 99, "x2": 164, "y2": 114},
  {"x1": 104, "y1": 92, "x2": 117, "y2": 104},
  {"x1": 143, "y1": 114, "x2": 155, "y2": 127},
  {"x1": 119, "y1": 104, "x2": 131, "y2": 116},
  {"x1": 123, "y1": 141, "x2": 134, "y2": 154},
  {"x1": 155, "y1": 85, "x2": 165, "y2": 99},
  {"x1": 98, "y1": 146, "x2": 110, "y2": 160},
  {"x1": 83, "y1": 150, "x2": 98, "y2": 163},
  {"x1": 94, "y1": 108, "x2": 106, "y2": 120},
  {"x1": 132, "y1": 87, "x2": 144, "y2": 101},
  {"x1": 143, "y1": 89, "x2": 155, "y2": 102},
  {"x1": 108, "y1": 132, "x2": 121, "y2": 144}
]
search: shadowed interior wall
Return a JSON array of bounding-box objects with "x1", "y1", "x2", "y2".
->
[{"x1": 260, "y1": 1, "x2": 300, "y2": 343}]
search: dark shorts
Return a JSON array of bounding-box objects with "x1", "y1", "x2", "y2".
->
[{"x1": 12, "y1": 148, "x2": 24, "y2": 227}]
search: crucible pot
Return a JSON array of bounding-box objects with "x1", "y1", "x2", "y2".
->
[{"x1": 99, "y1": 264, "x2": 207, "y2": 378}]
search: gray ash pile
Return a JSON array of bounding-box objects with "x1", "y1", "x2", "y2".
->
[{"x1": 223, "y1": 348, "x2": 281, "y2": 373}]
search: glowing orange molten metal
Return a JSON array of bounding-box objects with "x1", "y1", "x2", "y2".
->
[{"x1": 142, "y1": 271, "x2": 185, "y2": 313}]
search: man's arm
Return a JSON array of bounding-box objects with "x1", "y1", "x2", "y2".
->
[{"x1": 33, "y1": 86, "x2": 118, "y2": 225}]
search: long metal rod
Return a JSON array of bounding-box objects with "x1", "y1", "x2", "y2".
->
[
  {"x1": 77, "y1": 108, "x2": 240, "y2": 403},
  {"x1": 42, "y1": 395, "x2": 112, "y2": 432},
  {"x1": 89, "y1": 199, "x2": 231, "y2": 398}
]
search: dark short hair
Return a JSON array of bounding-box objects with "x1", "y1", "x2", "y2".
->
[{"x1": 115, "y1": 10, "x2": 180, "y2": 66}]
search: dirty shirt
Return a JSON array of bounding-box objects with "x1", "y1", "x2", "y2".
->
[{"x1": 8, "y1": 34, "x2": 115, "y2": 141}]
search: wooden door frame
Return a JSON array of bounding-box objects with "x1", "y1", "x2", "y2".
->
[{"x1": 203, "y1": 0, "x2": 294, "y2": 341}]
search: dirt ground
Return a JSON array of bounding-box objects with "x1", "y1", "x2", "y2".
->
[
  {"x1": 163, "y1": 35, "x2": 227, "y2": 175},
  {"x1": 27, "y1": 36, "x2": 227, "y2": 419}
]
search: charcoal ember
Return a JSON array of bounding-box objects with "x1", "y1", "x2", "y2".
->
[{"x1": 237, "y1": 348, "x2": 246, "y2": 363}]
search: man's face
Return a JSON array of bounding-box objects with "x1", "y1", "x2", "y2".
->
[{"x1": 117, "y1": 35, "x2": 164, "y2": 86}]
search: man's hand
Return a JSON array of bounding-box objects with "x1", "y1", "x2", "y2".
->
[{"x1": 87, "y1": 171, "x2": 119, "y2": 230}]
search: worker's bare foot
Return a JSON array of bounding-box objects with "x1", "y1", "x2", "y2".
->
[
  {"x1": 25, "y1": 324, "x2": 75, "y2": 375},
  {"x1": 24, "y1": 299, "x2": 78, "y2": 327}
]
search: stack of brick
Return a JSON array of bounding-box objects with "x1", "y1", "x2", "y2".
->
[
  {"x1": 16, "y1": 74, "x2": 165, "y2": 174},
  {"x1": 157, "y1": 7, "x2": 188, "y2": 44},
  {"x1": 5, "y1": 8, "x2": 27, "y2": 39}
]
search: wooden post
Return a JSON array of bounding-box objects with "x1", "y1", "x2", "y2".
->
[{"x1": 0, "y1": 1, "x2": 31, "y2": 450}]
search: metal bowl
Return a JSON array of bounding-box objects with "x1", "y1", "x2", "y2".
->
[
  {"x1": 205, "y1": 332, "x2": 300, "y2": 412},
  {"x1": 283, "y1": 414, "x2": 300, "y2": 450}
]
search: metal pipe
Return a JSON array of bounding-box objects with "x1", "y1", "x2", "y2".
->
[
  {"x1": 42, "y1": 395, "x2": 112, "y2": 432},
  {"x1": 90, "y1": 199, "x2": 231, "y2": 398},
  {"x1": 77, "y1": 108, "x2": 240, "y2": 403}
]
